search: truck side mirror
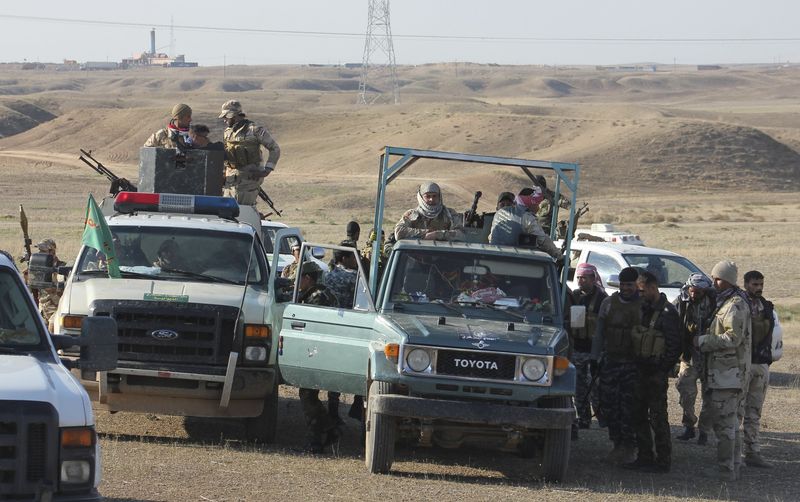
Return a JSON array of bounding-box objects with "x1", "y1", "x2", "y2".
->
[
  {"x1": 606, "y1": 274, "x2": 620, "y2": 288},
  {"x1": 28, "y1": 252, "x2": 57, "y2": 289},
  {"x1": 78, "y1": 317, "x2": 118, "y2": 372},
  {"x1": 570, "y1": 305, "x2": 586, "y2": 329},
  {"x1": 311, "y1": 246, "x2": 326, "y2": 259}
]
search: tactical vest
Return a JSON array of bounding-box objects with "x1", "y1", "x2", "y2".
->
[
  {"x1": 631, "y1": 299, "x2": 666, "y2": 359},
  {"x1": 571, "y1": 290, "x2": 600, "y2": 341},
  {"x1": 751, "y1": 311, "x2": 771, "y2": 346},
  {"x1": 604, "y1": 293, "x2": 642, "y2": 361},
  {"x1": 224, "y1": 120, "x2": 261, "y2": 169}
]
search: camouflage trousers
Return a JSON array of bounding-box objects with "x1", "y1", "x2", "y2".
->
[
  {"x1": 744, "y1": 363, "x2": 770, "y2": 455},
  {"x1": 599, "y1": 361, "x2": 638, "y2": 447},
  {"x1": 571, "y1": 351, "x2": 601, "y2": 427},
  {"x1": 709, "y1": 388, "x2": 744, "y2": 472},
  {"x1": 633, "y1": 367, "x2": 671, "y2": 466},
  {"x1": 298, "y1": 388, "x2": 336, "y2": 438},
  {"x1": 38, "y1": 288, "x2": 61, "y2": 332},
  {"x1": 675, "y1": 360, "x2": 712, "y2": 432},
  {"x1": 223, "y1": 165, "x2": 265, "y2": 207}
]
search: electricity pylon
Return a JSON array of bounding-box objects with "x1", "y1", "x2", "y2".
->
[{"x1": 357, "y1": 0, "x2": 399, "y2": 105}]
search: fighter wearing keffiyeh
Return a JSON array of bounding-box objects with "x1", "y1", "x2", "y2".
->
[
  {"x1": 394, "y1": 182, "x2": 465, "y2": 241},
  {"x1": 488, "y1": 187, "x2": 561, "y2": 260}
]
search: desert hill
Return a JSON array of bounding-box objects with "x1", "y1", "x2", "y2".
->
[{"x1": 1, "y1": 63, "x2": 800, "y2": 197}]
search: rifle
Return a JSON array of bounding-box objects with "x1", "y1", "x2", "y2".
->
[
  {"x1": 19, "y1": 205, "x2": 39, "y2": 303},
  {"x1": 559, "y1": 201, "x2": 590, "y2": 244},
  {"x1": 79, "y1": 149, "x2": 137, "y2": 195},
  {"x1": 464, "y1": 191, "x2": 482, "y2": 227},
  {"x1": 258, "y1": 188, "x2": 283, "y2": 217}
]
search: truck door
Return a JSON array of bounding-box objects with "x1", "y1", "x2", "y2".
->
[{"x1": 278, "y1": 243, "x2": 375, "y2": 396}]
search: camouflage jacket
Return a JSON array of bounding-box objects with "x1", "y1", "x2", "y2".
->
[
  {"x1": 299, "y1": 284, "x2": 339, "y2": 307},
  {"x1": 144, "y1": 125, "x2": 186, "y2": 148},
  {"x1": 223, "y1": 119, "x2": 280, "y2": 170},
  {"x1": 394, "y1": 206, "x2": 464, "y2": 241},
  {"x1": 281, "y1": 261, "x2": 298, "y2": 281},
  {"x1": 697, "y1": 290, "x2": 752, "y2": 390},
  {"x1": 323, "y1": 265, "x2": 357, "y2": 309}
]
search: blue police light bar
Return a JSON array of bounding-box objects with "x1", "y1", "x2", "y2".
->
[{"x1": 114, "y1": 192, "x2": 240, "y2": 218}]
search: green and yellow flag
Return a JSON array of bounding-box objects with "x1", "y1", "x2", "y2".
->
[{"x1": 81, "y1": 194, "x2": 121, "y2": 278}]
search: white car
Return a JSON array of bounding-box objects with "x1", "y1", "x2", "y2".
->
[
  {"x1": 261, "y1": 220, "x2": 327, "y2": 273},
  {"x1": 0, "y1": 252, "x2": 117, "y2": 501},
  {"x1": 575, "y1": 223, "x2": 644, "y2": 246},
  {"x1": 562, "y1": 240, "x2": 707, "y2": 302}
]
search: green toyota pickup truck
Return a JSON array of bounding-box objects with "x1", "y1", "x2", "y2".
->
[{"x1": 276, "y1": 147, "x2": 583, "y2": 481}]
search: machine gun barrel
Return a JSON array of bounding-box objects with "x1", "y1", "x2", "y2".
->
[
  {"x1": 465, "y1": 190, "x2": 482, "y2": 227},
  {"x1": 258, "y1": 188, "x2": 282, "y2": 217},
  {"x1": 79, "y1": 149, "x2": 137, "y2": 194}
]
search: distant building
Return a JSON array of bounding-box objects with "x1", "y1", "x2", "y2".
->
[
  {"x1": 81, "y1": 61, "x2": 119, "y2": 71},
  {"x1": 697, "y1": 65, "x2": 723, "y2": 71}
]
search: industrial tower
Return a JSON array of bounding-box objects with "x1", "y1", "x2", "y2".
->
[{"x1": 357, "y1": 0, "x2": 399, "y2": 105}]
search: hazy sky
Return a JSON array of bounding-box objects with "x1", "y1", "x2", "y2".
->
[{"x1": 2, "y1": 1, "x2": 799, "y2": 66}]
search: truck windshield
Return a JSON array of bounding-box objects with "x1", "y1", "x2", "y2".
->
[
  {"x1": 386, "y1": 250, "x2": 558, "y2": 318},
  {"x1": 623, "y1": 253, "x2": 703, "y2": 288},
  {"x1": 76, "y1": 226, "x2": 266, "y2": 285},
  {"x1": 0, "y1": 268, "x2": 43, "y2": 346}
]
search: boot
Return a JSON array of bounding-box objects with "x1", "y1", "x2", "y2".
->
[
  {"x1": 676, "y1": 426, "x2": 695, "y2": 441},
  {"x1": 745, "y1": 453, "x2": 773, "y2": 468},
  {"x1": 618, "y1": 444, "x2": 637, "y2": 464},
  {"x1": 606, "y1": 444, "x2": 622, "y2": 461},
  {"x1": 697, "y1": 431, "x2": 708, "y2": 446},
  {"x1": 327, "y1": 392, "x2": 343, "y2": 426},
  {"x1": 622, "y1": 456, "x2": 653, "y2": 471},
  {"x1": 348, "y1": 395, "x2": 364, "y2": 421}
]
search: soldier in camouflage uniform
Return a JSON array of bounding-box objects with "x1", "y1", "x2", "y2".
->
[
  {"x1": 394, "y1": 182, "x2": 465, "y2": 241},
  {"x1": 697, "y1": 260, "x2": 752, "y2": 481},
  {"x1": 624, "y1": 271, "x2": 681, "y2": 473},
  {"x1": 281, "y1": 243, "x2": 302, "y2": 282},
  {"x1": 296, "y1": 261, "x2": 341, "y2": 453},
  {"x1": 144, "y1": 103, "x2": 192, "y2": 148},
  {"x1": 34, "y1": 239, "x2": 63, "y2": 332},
  {"x1": 674, "y1": 273, "x2": 716, "y2": 445},
  {"x1": 591, "y1": 266, "x2": 641, "y2": 464},
  {"x1": 742, "y1": 270, "x2": 775, "y2": 468},
  {"x1": 219, "y1": 100, "x2": 281, "y2": 207},
  {"x1": 569, "y1": 263, "x2": 608, "y2": 435}
]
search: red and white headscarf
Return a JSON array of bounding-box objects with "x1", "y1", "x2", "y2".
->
[
  {"x1": 515, "y1": 187, "x2": 544, "y2": 211},
  {"x1": 576, "y1": 262, "x2": 604, "y2": 292}
]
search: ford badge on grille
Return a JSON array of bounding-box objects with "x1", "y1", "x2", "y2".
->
[{"x1": 150, "y1": 329, "x2": 179, "y2": 340}]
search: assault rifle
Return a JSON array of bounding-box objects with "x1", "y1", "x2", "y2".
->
[
  {"x1": 258, "y1": 188, "x2": 282, "y2": 217},
  {"x1": 558, "y1": 201, "x2": 590, "y2": 243},
  {"x1": 464, "y1": 191, "x2": 483, "y2": 227},
  {"x1": 79, "y1": 149, "x2": 137, "y2": 195}
]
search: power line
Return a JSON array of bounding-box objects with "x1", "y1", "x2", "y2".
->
[{"x1": 2, "y1": 14, "x2": 800, "y2": 44}]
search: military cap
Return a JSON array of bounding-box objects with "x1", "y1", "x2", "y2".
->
[
  {"x1": 36, "y1": 239, "x2": 56, "y2": 252},
  {"x1": 171, "y1": 103, "x2": 192, "y2": 119},
  {"x1": 711, "y1": 260, "x2": 738, "y2": 286},
  {"x1": 300, "y1": 260, "x2": 323, "y2": 280},
  {"x1": 219, "y1": 100, "x2": 244, "y2": 119}
]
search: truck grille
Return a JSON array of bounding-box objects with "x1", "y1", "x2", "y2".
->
[
  {"x1": 92, "y1": 300, "x2": 239, "y2": 366},
  {"x1": 0, "y1": 401, "x2": 58, "y2": 498},
  {"x1": 435, "y1": 349, "x2": 517, "y2": 380}
]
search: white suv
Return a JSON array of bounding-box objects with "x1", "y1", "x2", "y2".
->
[
  {"x1": 563, "y1": 240, "x2": 706, "y2": 302},
  {"x1": 0, "y1": 252, "x2": 117, "y2": 501}
]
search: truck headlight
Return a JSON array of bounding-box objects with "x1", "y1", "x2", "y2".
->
[
  {"x1": 521, "y1": 357, "x2": 547, "y2": 382},
  {"x1": 406, "y1": 348, "x2": 431, "y2": 372},
  {"x1": 245, "y1": 346, "x2": 267, "y2": 361},
  {"x1": 61, "y1": 460, "x2": 91, "y2": 484}
]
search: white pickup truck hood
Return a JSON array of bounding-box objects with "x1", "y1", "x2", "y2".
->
[
  {"x1": 69, "y1": 278, "x2": 268, "y2": 312},
  {"x1": 0, "y1": 355, "x2": 91, "y2": 427}
]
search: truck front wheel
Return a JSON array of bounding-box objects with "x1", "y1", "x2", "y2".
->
[
  {"x1": 541, "y1": 396, "x2": 571, "y2": 482},
  {"x1": 245, "y1": 383, "x2": 279, "y2": 443},
  {"x1": 365, "y1": 381, "x2": 396, "y2": 474}
]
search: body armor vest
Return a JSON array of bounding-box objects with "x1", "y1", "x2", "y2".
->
[
  {"x1": 571, "y1": 290, "x2": 600, "y2": 341},
  {"x1": 224, "y1": 120, "x2": 261, "y2": 169},
  {"x1": 604, "y1": 293, "x2": 641, "y2": 360},
  {"x1": 751, "y1": 311, "x2": 770, "y2": 346},
  {"x1": 631, "y1": 298, "x2": 666, "y2": 358}
]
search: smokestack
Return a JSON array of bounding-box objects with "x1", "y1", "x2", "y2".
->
[{"x1": 150, "y1": 29, "x2": 156, "y2": 55}]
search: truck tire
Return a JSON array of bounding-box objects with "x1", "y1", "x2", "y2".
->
[
  {"x1": 365, "y1": 381, "x2": 396, "y2": 474},
  {"x1": 245, "y1": 384, "x2": 279, "y2": 443},
  {"x1": 541, "y1": 396, "x2": 571, "y2": 482}
]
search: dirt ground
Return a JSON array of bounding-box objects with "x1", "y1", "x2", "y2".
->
[{"x1": 0, "y1": 64, "x2": 798, "y2": 501}]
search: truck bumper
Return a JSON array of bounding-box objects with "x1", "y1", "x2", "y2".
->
[{"x1": 369, "y1": 394, "x2": 574, "y2": 429}]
